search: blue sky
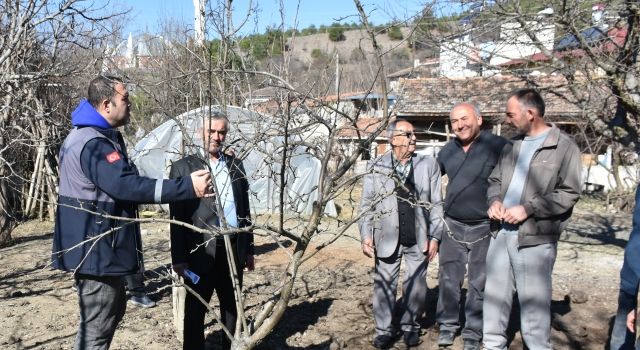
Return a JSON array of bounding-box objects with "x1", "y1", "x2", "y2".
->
[{"x1": 117, "y1": 0, "x2": 433, "y2": 37}]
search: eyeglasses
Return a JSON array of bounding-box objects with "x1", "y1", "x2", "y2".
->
[{"x1": 394, "y1": 131, "x2": 416, "y2": 138}]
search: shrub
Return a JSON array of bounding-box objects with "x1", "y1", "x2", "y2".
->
[
  {"x1": 387, "y1": 26, "x2": 403, "y2": 40},
  {"x1": 328, "y1": 27, "x2": 346, "y2": 42},
  {"x1": 350, "y1": 48, "x2": 366, "y2": 61},
  {"x1": 310, "y1": 48, "x2": 323, "y2": 59}
]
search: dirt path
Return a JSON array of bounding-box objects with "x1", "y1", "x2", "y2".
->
[{"x1": 0, "y1": 204, "x2": 633, "y2": 349}]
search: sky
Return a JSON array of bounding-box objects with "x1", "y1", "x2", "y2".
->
[{"x1": 116, "y1": 0, "x2": 433, "y2": 37}]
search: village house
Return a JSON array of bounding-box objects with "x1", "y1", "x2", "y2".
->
[{"x1": 394, "y1": 74, "x2": 586, "y2": 142}]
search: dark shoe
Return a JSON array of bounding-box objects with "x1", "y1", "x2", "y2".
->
[
  {"x1": 403, "y1": 331, "x2": 420, "y2": 347},
  {"x1": 372, "y1": 335, "x2": 395, "y2": 349},
  {"x1": 437, "y1": 330, "x2": 455, "y2": 347},
  {"x1": 463, "y1": 339, "x2": 481, "y2": 350},
  {"x1": 129, "y1": 294, "x2": 156, "y2": 308}
]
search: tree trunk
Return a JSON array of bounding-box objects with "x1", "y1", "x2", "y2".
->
[
  {"x1": 611, "y1": 143, "x2": 624, "y2": 192},
  {"x1": 0, "y1": 175, "x2": 17, "y2": 246}
]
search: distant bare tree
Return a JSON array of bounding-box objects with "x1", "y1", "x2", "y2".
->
[
  {"x1": 0, "y1": 0, "x2": 127, "y2": 245},
  {"x1": 114, "y1": 1, "x2": 412, "y2": 349}
]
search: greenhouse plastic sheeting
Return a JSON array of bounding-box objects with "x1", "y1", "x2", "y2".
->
[{"x1": 131, "y1": 105, "x2": 337, "y2": 216}]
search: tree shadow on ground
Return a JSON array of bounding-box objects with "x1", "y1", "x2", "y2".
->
[
  {"x1": 143, "y1": 264, "x2": 174, "y2": 301},
  {"x1": 562, "y1": 212, "x2": 630, "y2": 248},
  {"x1": 21, "y1": 332, "x2": 75, "y2": 349},
  {"x1": 254, "y1": 239, "x2": 293, "y2": 255},
  {"x1": 250, "y1": 298, "x2": 334, "y2": 349},
  {"x1": 0, "y1": 231, "x2": 52, "y2": 249},
  {"x1": 0, "y1": 263, "x2": 58, "y2": 300}
]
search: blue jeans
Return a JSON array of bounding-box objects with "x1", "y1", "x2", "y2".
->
[
  {"x1": 610, "y1": 290, "x2": 640, "y2": 350},
  {"x1": 74, "y1": 275, "x2": 127, "y2": 350},
  {"x1": 610, "y1": 187, "x2": 640, "y2": 350}
]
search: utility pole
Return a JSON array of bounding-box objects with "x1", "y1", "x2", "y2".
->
[
  {"x1": 335, "y1": 51, "x2": 340, "y2": 95},
  {"x1": 193, "y1": 0, "x2": 206, "y2": 47}
]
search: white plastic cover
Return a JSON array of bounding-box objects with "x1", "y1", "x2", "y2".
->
[{"x1": 131, "y1": 105, "x2": 337, "y2": 216}]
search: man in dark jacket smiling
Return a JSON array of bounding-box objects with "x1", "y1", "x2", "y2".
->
[
  {"x1": 436, "y1": 102, "x2": 507, "y2": 350},
  {"x1": 52, "y1": 75, "x2": 212, "y2": 350}
]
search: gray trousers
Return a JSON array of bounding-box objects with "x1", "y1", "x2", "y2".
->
[
  {"x1": 74, "y1": 275, "x2": 127, "y2": 350},
  {"x1": 436, "y1": 218, "x2": 490, "y2": 341},
  {"x1": 374, "y1": 243, "x2": 427, "y2": 336},
  {"x1": 483, "y1": 233, "x2": 557, "y2": 350}
]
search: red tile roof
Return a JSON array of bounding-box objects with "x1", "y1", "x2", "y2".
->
[
  {"x1": 395, "y1": 75, "x2": 586, "y2": 121},
  {"x1": 337, "y1": 116, "x2": 386, "y2": 138}
]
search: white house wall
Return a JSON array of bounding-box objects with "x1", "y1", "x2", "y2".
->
[{"x1": 489, "y1": 21, "x2": 555, "y2": 66}]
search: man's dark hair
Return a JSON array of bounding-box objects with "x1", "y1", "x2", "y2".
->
[
  {"x1": 87, "y1": 75, "x2": 123, "y2": 108},
  {"x1": 509, "y1": 88, "x2": 545, "y2": 117}
]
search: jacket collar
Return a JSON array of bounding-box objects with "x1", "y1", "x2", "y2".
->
[
  {"x1": 512, "y1": 123, "x2": 560, "y2": 148},
  {"x1": 71, "y1": 99, "x2": 112, "y2": 129},
  {"x1": 379, "y1": 151, "x2": 421, "y2": 169}
]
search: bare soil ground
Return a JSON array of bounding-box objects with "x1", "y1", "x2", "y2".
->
[{"x1": 0, "y1": 199, "x2": 634, "y2": 350}]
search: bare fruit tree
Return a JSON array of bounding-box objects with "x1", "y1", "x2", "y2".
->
[{"x1": 119, "y1": 0, "x2": 419, "y2": 348}]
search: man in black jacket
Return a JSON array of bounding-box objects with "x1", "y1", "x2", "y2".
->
[
  {"x1": 169, "y1": 111, "x2": 254, "y2": 350},
  {"x1": 436, "y1": 102, "x2": 507, "y2": 349}
]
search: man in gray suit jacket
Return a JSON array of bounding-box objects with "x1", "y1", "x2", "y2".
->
[{"x1": 359, "y1": 119, "x2": 444, "y2": 349}]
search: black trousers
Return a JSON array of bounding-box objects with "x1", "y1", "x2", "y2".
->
[
  {"x1": 124, "y1": 272, "x2": 145, "y2": 296},
  {"x1": 436, "y1": 217, "x2": 490, "y2": 341},
  {"x1": 74, "y1": 274, "x2": 127, "y2": 350},
  {"x1": 183, "y1": 244, "x2": 243, "y2": 350}
]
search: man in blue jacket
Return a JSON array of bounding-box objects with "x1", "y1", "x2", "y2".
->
[
  {"x1": 51, "y1": 75, "x2": 212, "y2": 350},
  {"x1": 610, "y1": 186, "x2": 640, "y2": 349}
]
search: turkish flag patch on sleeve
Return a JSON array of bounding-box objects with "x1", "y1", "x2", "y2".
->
[{"x1": 106, "y1": 151, "x2": 121, "y2": 164}]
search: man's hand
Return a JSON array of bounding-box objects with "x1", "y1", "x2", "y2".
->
[
  {"x1": 503, "y1": 205, "x2": 528, "y2": 224},
  {"x1": 362, "y1": 238, "x2": 375, "y2": 258},
  {"x1": 172, "y1": 263, "x2": 188, "y2": 277},
  {"x1": 627, "y1": 309, "x2": 637, "y2": 332},
  {"x1": 245, "y1": 255, "x2": 255, "y2": 271},
  {"x1": 190, "y1": 169, "x2": 212, "y2": 198},
  {"x1": 424, "y1": 240, "x2": 439, "y2": 262},
  {"x1": 487, "y1": 201, "x2": 506, "y2": 220}
]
